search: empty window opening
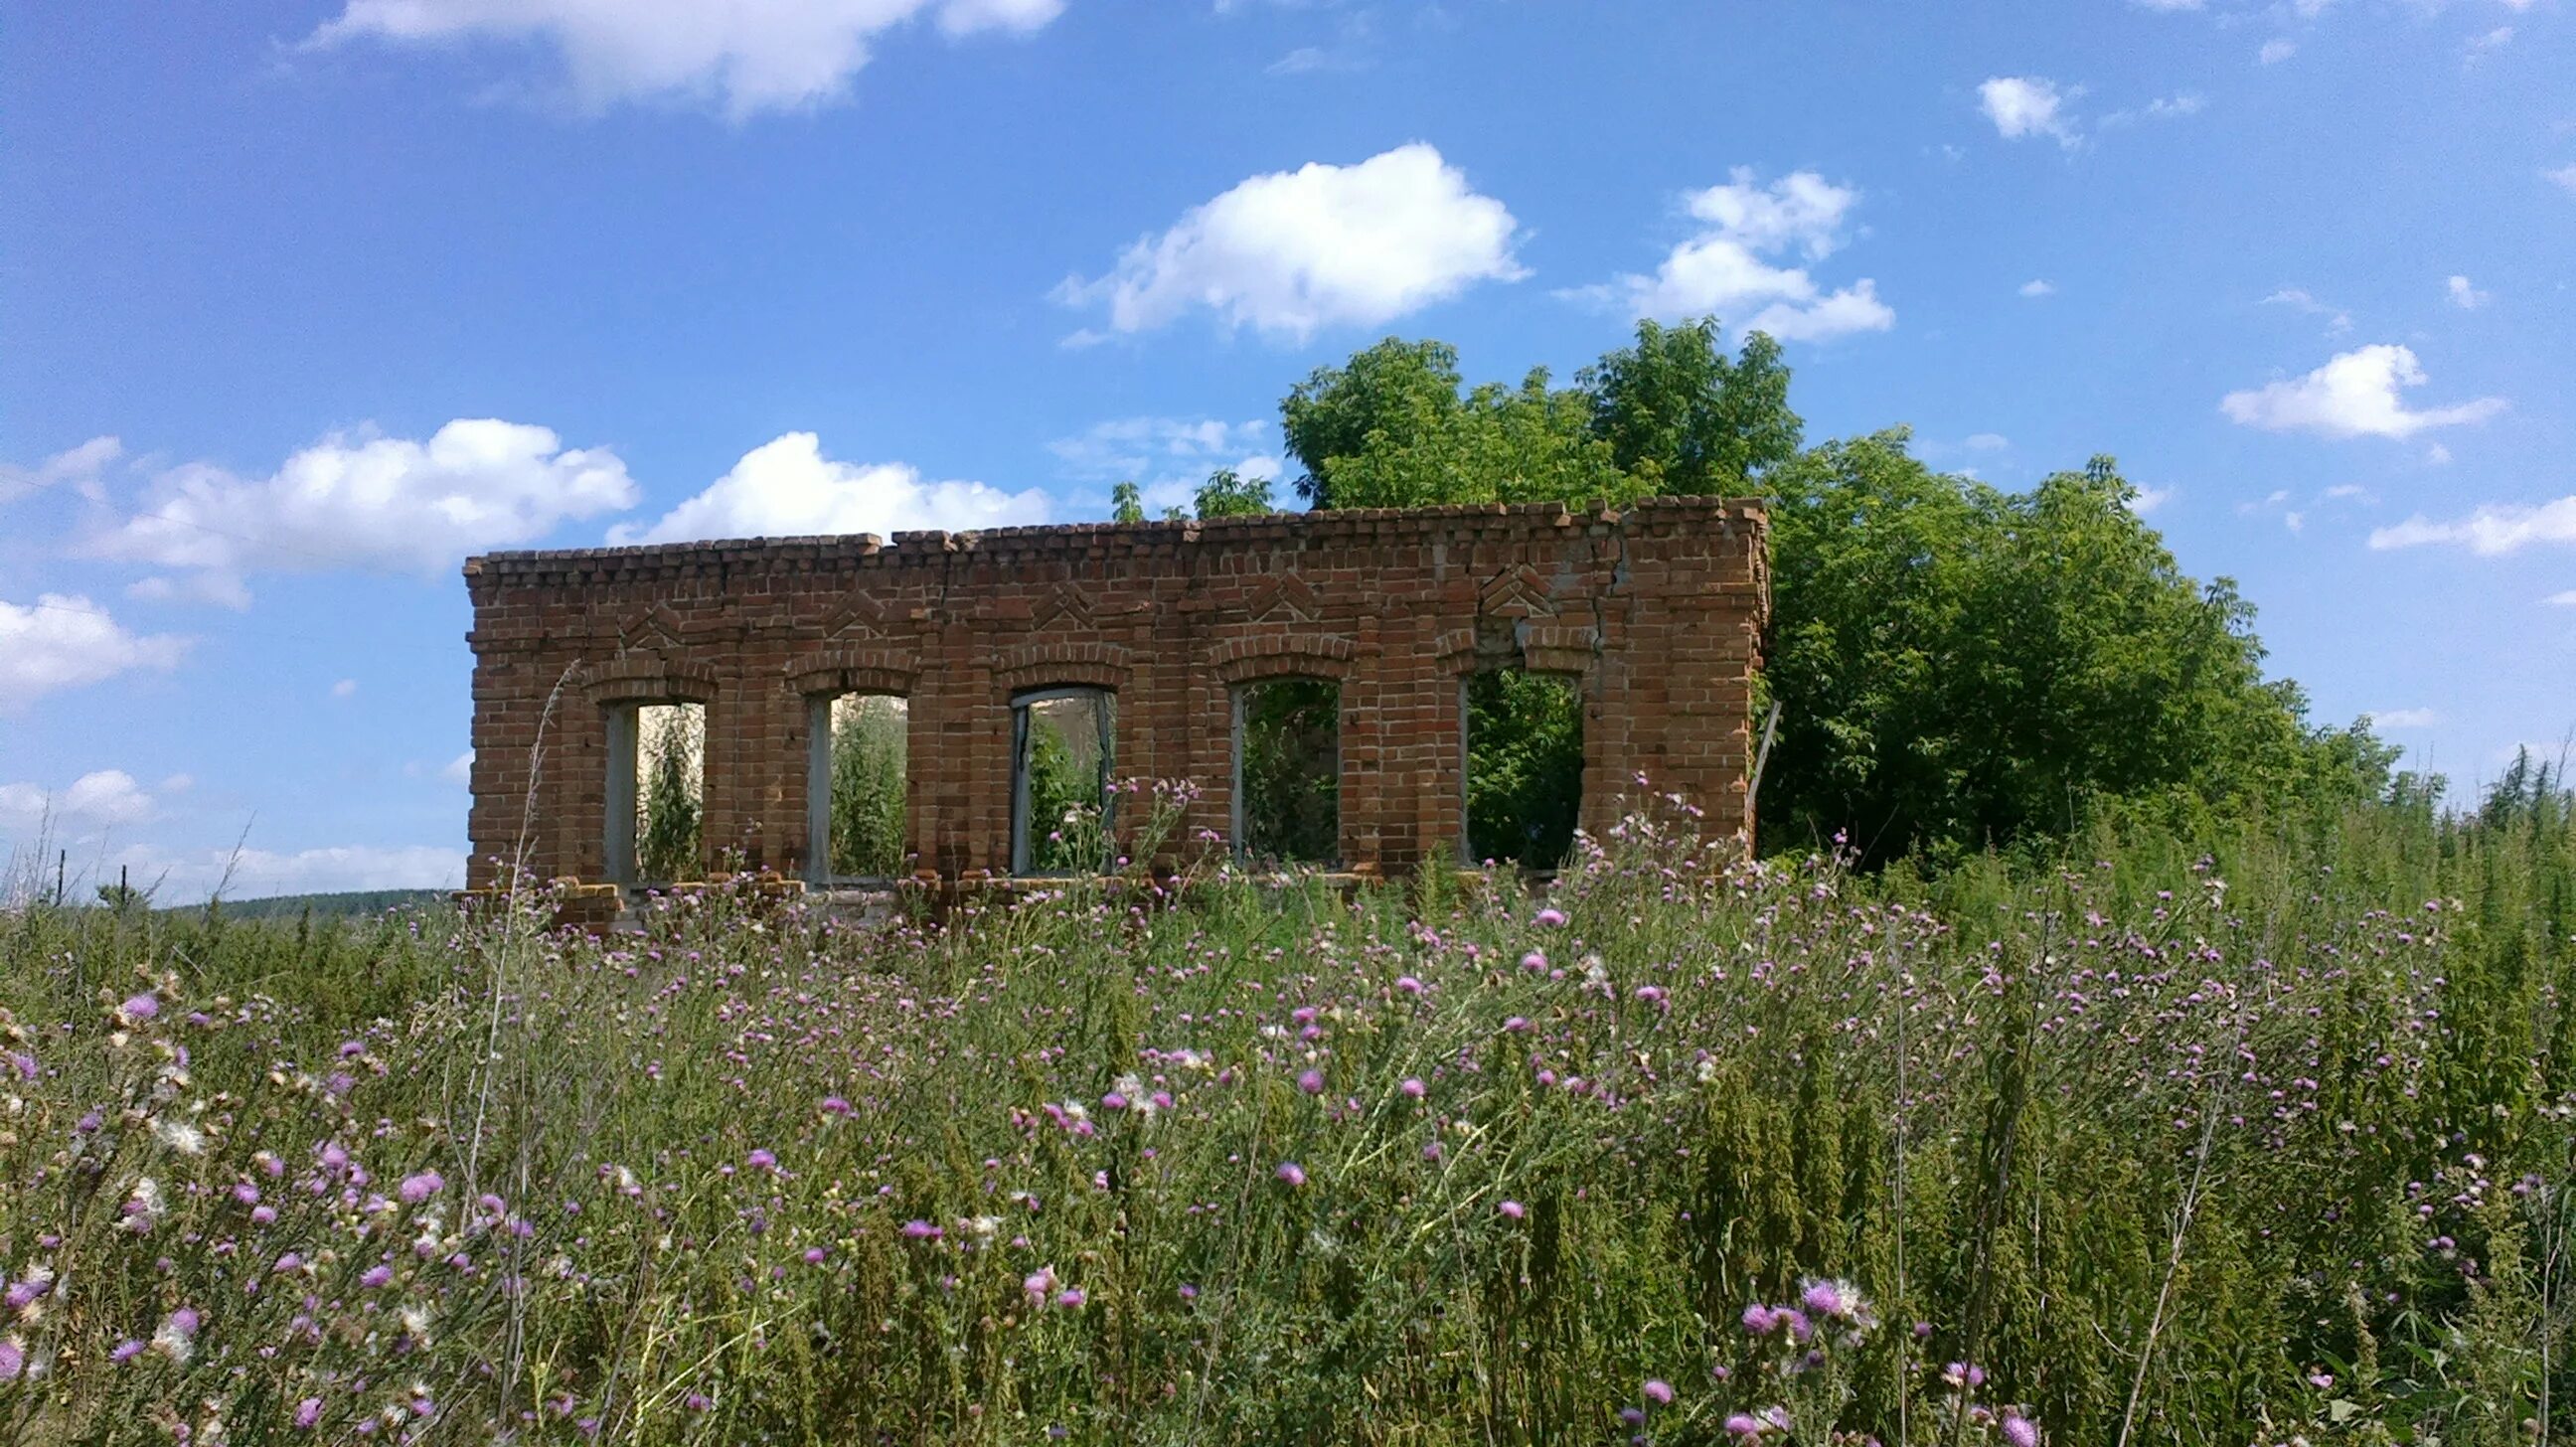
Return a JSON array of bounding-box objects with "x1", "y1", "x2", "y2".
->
[
  {"x1": 1462, "y1": 669, "x2": 1583, "y2": 870},
  {"x1": 1012, "y1": 688, "x2": 1116, "y2": 875},
  {"x1": 810, "y1": 693, "x2": 909, "y2": 882},
  {"x1": 1233, "y1": 678, "x2": 1341, "y2": 867},
  {"x1": 607, "y1": 701, "x2": 705, "y2": 884}
]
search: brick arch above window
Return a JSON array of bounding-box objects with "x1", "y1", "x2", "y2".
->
[
  {"x1": 1211, "y1": 633, "x2": 1357, "y2": 686},
  {"x1": 581, "y1": 652, "x2": 719, "y2": 706},
  {"x1": 1432, "y1": 622, "x2": 1600, "y2": 678},
  {"x1": 993, "y1": 641, "x2": 1131, "y2": 695},
  {"x1": 783, "y1": 644, "x2": 918, "y2": 700}
]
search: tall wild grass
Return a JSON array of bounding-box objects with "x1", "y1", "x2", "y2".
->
[{"x1": 2, "y1": 776, "x2": 2571, "y2": 1444}]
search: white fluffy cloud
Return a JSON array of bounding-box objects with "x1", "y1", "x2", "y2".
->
[
  {"x1": 2220, "y1": 345, "x2": 2506, "y2": 439},
  {"x1": 2366, "y1": 708, "x2": 2441, "y2": 729},
  {"x1": 309, "y1": 0, "x2": 1063, "y2": 117},
  {"x1": 2546, "y1": 165, "x2": 2576, "y2": 196},
  {"x1": 0, "y1": 770, "x2": 158, "y2": 830},
  {"x1": 1979, "y1": 77, "x2": 2078, "y2": 146},
  {"x1": 611, "y1": 432, "x2": 1050, "y2": 545},
  {"x1": 1583, "y1": 169, "x2": 1894, "y2": 342},
  {"x1": 1054, "y1": 143, "x2": 1527, "y2": 343},
  {"x1": 2545, "y1": 589, "x2": 2576, "y2": 607},
  {"x1": 2018, "y1": 278, "x2": 2055, "y2": 298},
  {"x1": 86, "y1": 419, "x2": 637, "y2": 602},
  {"x1": 2259, "y1": 38, "x2": 2298, "y2": 64},
  {"x1": 0, "y1": 435, "x2": 123, "y2": 505},
  {"x1": 2369, "y1": 496, "x2": 2576, "y2": 555},
  {"x1": 2446, "y1": 275, "x2": 2490, "y2": 309},
  {"x1": 0, "y1": 595, "x2": 189, "y2": 711}
]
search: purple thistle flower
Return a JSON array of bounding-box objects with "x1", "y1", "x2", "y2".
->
[
  {"x1": 820, "y1": 1095, "x2": 851, "y2": 1115},
  {"x1": 1395, "y1": 975, "x2": 1424, "y2": 996},
  {"x1": 1497, "y1": 1200, "x2": 1525, "y2": 1220},
  {"x1": 1275, "y1": 1161, "x2": 1307, "y2": 1188},
  {"x1": 1799, "y1": 1278, "x2": 1852, "y2": 1321},
  {"x1": 292, "y1": 1396, "x2": 323, "y2": 1429},
  {"x1": 1642, "y1": 1378, "x2": 1674, "y2": 1405},
  {"x1": 746, "y1": 1149, "x2": 778, "y2": 1173},
  {"x1": 1054, "y1": 1287, "x2": 1085, "y2": 1309},
  {"x1": 0, "y1": 1339, "x2": 22, "y2": 1382},
  {"x1": 119, "y1": 993, "x2": 159, "y2": 1022},
  {"x1": 1740, "y1": 1304, "x2": 1777, "y2": 1335},
  {"x1": 1400, "y1": 1077, "x2": 1426, "y2": 1098},
  {"x1": 899, "y1": 1219, "x2": 941, "y2": 1240},
  {"x1": 2001, "y1": 1414, "x2": 2038, "y2": 1447},
  {"x1": 360, "y1": 1264, "x2": 394, "y2": 1290},
  {"x1": 1297, "y1": 1068, "x2": 1325, "y2": 1094},
  {"x1": 1533, "y1": 907, "x2": 1566, "y2": 927},
  {"x1": 110, "y1": 1339, "x2": 146, "y2": 1364},
  {"x1": 1723, "y1": 1414, "x2": 1760, "y2": 1439},
  {"x1": 398, "y1": 1171, "x2": 443, "y2": 1205},
  {"x1": 1101, "y1": 1091, "x2": 1129, "y2": 1111}
]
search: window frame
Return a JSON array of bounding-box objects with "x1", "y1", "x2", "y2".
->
[
  {"x1": 1009, "y1": 685, "x2": 1118, "y2": 877},
  {"x1": 1229, "y1": 675, "x2": 1344, "y2": 869},
  {"x1": 805, "y1": 690, "x2": 912, "y2": 886}
]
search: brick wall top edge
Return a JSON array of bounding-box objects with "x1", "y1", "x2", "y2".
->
[{"x1": 461, "y1": 496, "x2": 1768, "y2": 578}]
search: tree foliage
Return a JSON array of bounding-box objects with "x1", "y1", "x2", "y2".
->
[
  {"x1": 1759, "y1": 434, "x2": 2395, "y2": 862},
  {"x1": 1274, "y1": 318, "x2": 2395, "y2": 865}
]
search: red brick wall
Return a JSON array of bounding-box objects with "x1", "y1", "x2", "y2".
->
[{"x1": 460, "y1": 498, "x2": 1768, "y2": 888}]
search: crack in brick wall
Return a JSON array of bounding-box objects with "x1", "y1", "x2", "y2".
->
[{"x1": 460, "y1": 497, "x2": 1768, "y2": 888}]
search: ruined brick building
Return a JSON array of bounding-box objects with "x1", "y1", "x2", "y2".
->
[{"x1": 460, "y1": 498, "x2": 1768, "y2": 891}]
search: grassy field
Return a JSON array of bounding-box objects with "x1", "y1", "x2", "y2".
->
[{"x1": 3, "y1": 788, "x2": 2572, "y2": 1445}]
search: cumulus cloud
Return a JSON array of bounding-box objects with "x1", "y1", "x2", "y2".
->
[
  {"x1": 2366, "y1": 708, "x2": 2441, "y2": 729},
  {"x1": 0, "y1": 435, "x2": 123, "y2": 505},
  {"x1": 443, "y1": 750, "x2": 475, "y2": 786},
  {"x1": 2369, "y1": 496, "x2": 2576, "y2": 555},
  {"x1": 0, "y1": 594, "x2": 189, "y2": 712},
  {"x1": 84, "y1": 419, "x2": 637, "y2": 603},
  {"x1": 1979, "y1": 77, "x2": 2079, "y2": 146},
  {"x1": 0, "y1": 770, "x2": 158, "y2": 830},
  {"x1": 2259, "y1": 39, "x2": 2298, "y2": 64},
  {"x1": 2546, "y1": 589, "x2": 2576, "y2": 607},
  {"x1": 2446, "y1": 275, "x2": 2490, "y2": 309},
  {"x1": 308, "y1": 0, "x2": 1063, "y2": 117},
  {"x1": 2128, "y1": 486, "x2": 2174, "y2": 516},
  {"x1": 2220, "y1": 345, "x2": 2506, "y2": 439},
  {"x1": 2019, "y1": 278, "x2": 2055, "y2": 298},
  {"x1": 1575, "y1": 168, "x2": 1894, "y2": 342},
  {"x1": 2549, "y1": 165, "x2": 2576, "y2": 196},
  {"x1": 611, "y1": 432, "x2": 1049, "y2": 545},
  {"x1": 1054, "y1": 143, "x2": 1527, "y2": 343}
]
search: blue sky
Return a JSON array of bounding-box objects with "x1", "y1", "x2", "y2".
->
[{"x1": 4, "y1": 0, "x2": 2571, "y2": 900}]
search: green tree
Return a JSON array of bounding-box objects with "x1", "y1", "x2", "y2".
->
[
  {"x1": 1757, "y1": 433, "x2": 2394, "y2": 862},
  {"x1": 1191, "y1": 468, "x2": 1276, "y2": 519},
  {"x1": 1580, "y1": 319, "x2": 1802, "y2": 492}
]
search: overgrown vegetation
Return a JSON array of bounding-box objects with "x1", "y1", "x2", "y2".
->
[
  {"x1": 1464, "y1": 668, "x2": 1583, "y2": 869},
  {"x1": 827, "y1": 694, "x2": 910, "y2": 879},
  {"x1": 1247, "y1": 318, "x2": 2398, "y2": 867},
  {"x1": 634, "y1": 703, "x2": 704, "y2": 883},
  {"x1": 5, "y1": 773, "x2": 2572, "y2": 1443},
  {"x1": 1235, "y1": 678, "x2": 1341, "y2": 867}
]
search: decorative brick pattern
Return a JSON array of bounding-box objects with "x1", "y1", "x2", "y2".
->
[{"x1": 460, "y1": 498, "x2": 1768, "y2": 888}]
